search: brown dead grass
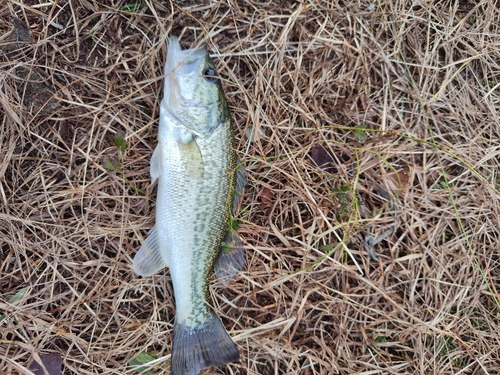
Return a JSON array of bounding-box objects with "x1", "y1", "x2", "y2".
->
[{"x1": 1, "y1": 0, "x2": 500, "y2": 374}]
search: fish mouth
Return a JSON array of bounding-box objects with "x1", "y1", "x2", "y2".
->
[
  {"x1": 165, "y1": 36, "x2": 207, "y2": 76},
  {"x1": 165, "y1": 36, "x2": 208, "y2": 109}
]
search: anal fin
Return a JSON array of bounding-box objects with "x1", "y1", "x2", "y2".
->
[
  {"x1": 132, "y1": 225, "x2": 168, "y2": 276},
  {"x1": 214, "y1": 231, "x2": 245, "y2": 285}
]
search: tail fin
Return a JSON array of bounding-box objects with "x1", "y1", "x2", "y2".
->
[{"x1": 171, "y1": 310, "x2": 239, "y2": 375}]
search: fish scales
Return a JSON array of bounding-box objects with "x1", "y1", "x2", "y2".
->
[
  {"x1": 158, "y1": 113, "x2": 234, "y2": 324},
  {"x1": 132, "y1": 36, "x2": 243, "y2": 375}
]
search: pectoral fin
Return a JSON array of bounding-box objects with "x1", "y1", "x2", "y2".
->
[
  {"x1": 150, "y1": 144, "x2": 162, "y2": 184},
  {"x1": 177, "y1": 138, "x2": 204, "y2": 180},
  {"x1": 214, "y1": 231, "x2": 245, "y2": 284},
  {"x1": 132, "y1": 225, "x2": 168, "y2": 276}
]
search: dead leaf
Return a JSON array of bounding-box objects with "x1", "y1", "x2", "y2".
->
[
  {"x1": 0, "y1": 15, "x2": 33, "y2": 52},
  {"x1": 385, "y1": 166, "x2": 412, "y2": 192},
  {"x1": 310, "y1": 144, "x2": 334, "y2": 169},
  {"x1": 258, "y1": 187, "x2": 274, "y2": 209},
  {"x1": 17, "y1": 67, "x2": 60, "y2": 116},
  {"x1": 29, "y1": 353, "x2": 62, "y2": 375},
  {"x1": 245, "y1": 125, "x2": 265, "y2": 143}
]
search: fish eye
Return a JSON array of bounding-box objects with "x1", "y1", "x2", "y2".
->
[{"x1": 203, "y1": 67, "x2": 218, "y2": 83}]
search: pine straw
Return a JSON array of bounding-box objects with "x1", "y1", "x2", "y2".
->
[{"x1": 1, "y1": 0, "x2": 500, "y2": 374}]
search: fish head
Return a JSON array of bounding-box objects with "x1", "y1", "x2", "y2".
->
[{"x1": 164, "y1": 36, "x2": 228, "y2": 137}]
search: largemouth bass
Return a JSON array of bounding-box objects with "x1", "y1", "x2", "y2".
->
[{"x1": 132, "y1": 36, "x2": 246, "y2": 375}]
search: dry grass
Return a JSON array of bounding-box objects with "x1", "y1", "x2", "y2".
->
[{"x1": 1, "y1": 0, "x2": 500, "y2": 374}]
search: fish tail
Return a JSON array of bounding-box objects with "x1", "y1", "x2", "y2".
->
[{"x1": 171, "y1": 310, "x2": 239, "y2": 375}]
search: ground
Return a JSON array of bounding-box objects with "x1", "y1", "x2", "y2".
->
[{"x1": 1, "y1": 0, "x2": 499, "y2": 374}]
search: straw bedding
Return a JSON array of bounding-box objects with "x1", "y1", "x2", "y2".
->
[{"x1": 1, "y1": 1, "x2": 499, "y2": 374}]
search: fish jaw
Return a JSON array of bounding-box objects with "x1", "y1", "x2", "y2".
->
[{"x1": 164, "y1": 36, "x2": 207, "y2": 77}]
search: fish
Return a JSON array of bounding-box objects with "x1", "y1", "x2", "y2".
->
[{"x1": 132, "y1": 36, "x2": 246, "y2": 375}]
